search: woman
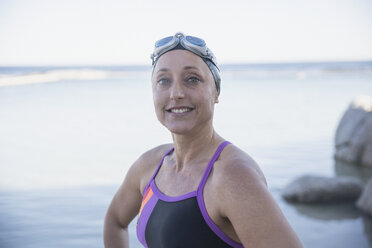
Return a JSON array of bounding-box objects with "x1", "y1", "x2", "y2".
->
[{"x1": 104, "y1": 32, "x2": 303, "y2": 248}]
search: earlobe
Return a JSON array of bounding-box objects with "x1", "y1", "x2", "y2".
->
[{"x1": 215, "y1": 98, "x2": 219, "y2": 103}]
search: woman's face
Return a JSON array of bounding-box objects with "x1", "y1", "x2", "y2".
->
[{"x1": 151, "y1": 49, "x2": 218, "y2": 135}]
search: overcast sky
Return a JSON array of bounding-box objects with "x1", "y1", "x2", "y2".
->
[{"x1": 0, "y1": 0, "x2": 371, "y2": 66}]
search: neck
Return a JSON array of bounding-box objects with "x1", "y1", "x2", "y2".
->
[{"x1": 170, "y1": 123, "x2": 222, "y2": 171}]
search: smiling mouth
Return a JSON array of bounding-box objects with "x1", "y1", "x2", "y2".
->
[{"x1": 166, "y1": 107, "x2": 194, "y2": 113}]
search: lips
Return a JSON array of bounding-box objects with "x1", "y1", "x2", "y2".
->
[{"x1": 166, "y1": 106, "x2": 194, "y2": 114}]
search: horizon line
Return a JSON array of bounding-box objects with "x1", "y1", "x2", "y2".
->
[{"x1": 1, "y1": 59, "x2": 372, "y2": 68}]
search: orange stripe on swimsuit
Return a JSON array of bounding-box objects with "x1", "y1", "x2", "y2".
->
[{"x1": 139, "y1": 186, "x2": 153, "y2": 215}]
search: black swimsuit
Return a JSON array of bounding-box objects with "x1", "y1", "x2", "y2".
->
[{"x1": 136, "y1": 141, "x2": 243, "y2": 248}]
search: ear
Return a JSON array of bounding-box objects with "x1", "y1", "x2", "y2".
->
[{"x1": 214, "y1": 90, "x2": 219, "y2": 103}]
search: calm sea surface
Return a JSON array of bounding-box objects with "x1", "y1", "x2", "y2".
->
[{"x1": 0, "y1": 63, "x2": 372, "y2": 247}]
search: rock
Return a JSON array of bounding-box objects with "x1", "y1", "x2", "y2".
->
[
  {"x1": 334, "y1": 95, "x2": 372, "y2": 167},
  {"x1": 292, "y1": 201, "x2": 360, "y2": 220},
  {"x1": 356, "y1": 178, "x2": 372, "y2": 216},
  {"x1": 334, "y1": 160, "x2": 372, "y2": 184},
  {"x1": 282, "y1": 175, "x2": 363, "y2": 203}
]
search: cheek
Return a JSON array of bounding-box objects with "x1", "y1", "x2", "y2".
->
[
  {"x1": 152, "y1": 89, "x2": 165, "y2": 114},
  {"x1": 208, "y1": 99, "x2": 215, "y2": 113},
  {"x1": 205, "y1": 84, "x2": 217, "y2": 106},
  {"x1": 151, "y1": 83, "x2": 159, "y2": 103},
  {"x1": 152, "y1": 95, "x2": 163, "y2": 122},
  {"x1": 198, "y1": 91, "x2": 215, "y2": 113},
  {"x1": 152, "y1": 93, "x2": 161, "y2": 109}
]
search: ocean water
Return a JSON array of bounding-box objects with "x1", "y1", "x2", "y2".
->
[{"x1": 0, "y1": 62, "x2": 372, "y2": 247}]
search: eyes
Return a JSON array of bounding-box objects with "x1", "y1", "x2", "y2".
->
[
  {"x1": 156, "y1": 75, "x2": 202, "y2": 87},
  {"x1": 187, "y1": 76, "x2": 201, "y2": 84}
]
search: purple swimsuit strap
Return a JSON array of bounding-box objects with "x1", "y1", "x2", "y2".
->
[
  {"x1": 195, "y1": 141, "x2": 243, "y2": 248},
  {"x1": 152, "y1": 147, "x2": 174, "y2": 180},
  {"x1": 197, "y1": 141, "x2": 231, "y2": 194},
  {"x1": 143, "y1": 146, "x2": 174, "y2": 195}
]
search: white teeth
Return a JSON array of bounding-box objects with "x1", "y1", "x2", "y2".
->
[{"x1": 170, "y1": 108, "x2": 192, "y2": 113}]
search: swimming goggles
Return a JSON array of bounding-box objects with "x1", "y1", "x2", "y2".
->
[
  {"x1": 150, "y1": 32, "x2": 218, "y2": 67},
  {"x1": 150, "y1": 32, "x2": 221, "y2": 95}
]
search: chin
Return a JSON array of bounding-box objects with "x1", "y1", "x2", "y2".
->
[{"x1": 164, "y1": 123, "x2": 193, "y2": 135}]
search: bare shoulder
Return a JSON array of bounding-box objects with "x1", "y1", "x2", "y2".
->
[
  {"x1": 209, "y1": 143, "x2": 272, "y2": 222},
  {"x1": 212, "y1": 144, "x2": 267, "y2": 192},
  {"x1": 132, "y1": 143, "x2": 174, "y2": 194},
  {"x1": 210, "y1": 143, "x2": 303, "y2": 247},
  {"x1": 105, "y1": 143, "x2": 173, "y2": 229},
  {"x1": 134, "y1": 143, "x2": 173, "y2": 169}
]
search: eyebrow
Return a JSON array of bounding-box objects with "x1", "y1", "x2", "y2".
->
[
  {"x1": 184, "y1": 66, "x2": 199, "y2": 71},
  {"x1": 156, "y1": 68, "x2": 168, "y2": 73}
]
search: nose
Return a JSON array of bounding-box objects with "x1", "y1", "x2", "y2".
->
[{"x1": 169, "y1": 79, "x2": 185, "y2": 100}]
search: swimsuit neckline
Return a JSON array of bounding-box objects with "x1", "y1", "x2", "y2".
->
[
  {"x1": 149, "y1": 141, "x2": 231, "y2": 202},
  {"x1": 150, "y1": 179, "x2": 198, "y2": 202}
]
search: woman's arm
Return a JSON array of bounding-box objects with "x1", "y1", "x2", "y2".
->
[
  {"x1": 217, "y1": 157, "x2": 303, "y2": 248},
  {"x1": 103, "y1": 158, "x2": 144, "y2": 248}
]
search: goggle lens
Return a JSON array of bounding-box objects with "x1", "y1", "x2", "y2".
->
[
  {"x1": 185, "y1": 36, "x2": 206, "y2": 47},
  {"x1": 155, "y1": 36, "x2": 173, "y2": 48}
]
